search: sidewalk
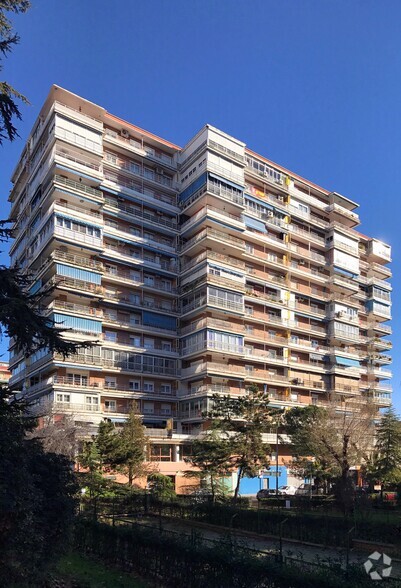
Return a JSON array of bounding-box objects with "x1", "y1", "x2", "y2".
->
[{"x1": 124, "y1": 514, "x2": 401, "y2": 579}]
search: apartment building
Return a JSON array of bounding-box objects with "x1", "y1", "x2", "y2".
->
[
  {"x1": 8, "y1": 86, "x2": 392, "y2": 491},
  {"x1": 0, "y1": 362, "x2": 11, "y2": 385}
]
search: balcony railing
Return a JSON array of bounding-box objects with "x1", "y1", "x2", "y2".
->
[
  {"x1": 180, "y1": 227, "x2": 245, "y2": 253},
  {"x1": 54, "y1": 402, "x2": 100, "y2": 413},
  {"x1": 104, "y1": 197, "x2": 178, "y2": 230},
  {"x1": 54, "y1": 225, "x2": 103, "y2": 247},
  {"x1": 54, "y1": 174, "x2": 104, "y2": 200},
  {"x1": 103, "y1": 170, "x2": 177, "y2": 207},
  {"x1": 51, "y1": 249, "x2": 103, "y2": 271},
  {"x1": 180, "y1": 317, "x2": 245, "y2": 336},
  {"x1": 48, "y1": 300, "x2": 103, "y2": 318},
  {"x1": 55, "y1": 149, "x2": 101, "y2": 172}
]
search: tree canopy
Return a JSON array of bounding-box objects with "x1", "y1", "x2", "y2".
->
[{"x1": 0, "y1": 1, "x2": 30, "y2": 145}]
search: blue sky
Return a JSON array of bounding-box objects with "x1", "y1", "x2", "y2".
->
[{"x1": 1, "y1": 0, "x2": 399, "y2": 408}]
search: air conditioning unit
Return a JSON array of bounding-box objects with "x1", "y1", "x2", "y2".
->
[
  {"x1": 121, "y1": 129, "x2": 129, "y2": 138},
  {"x1": 299, "y1": 260, "x2": 305, "y2": 265},
  {"x1": 277, "y1": 196, "x2": 284, "y2": 202},
  {"x1": 267, "y1": 211, "x2": 274, "y2": 218}
]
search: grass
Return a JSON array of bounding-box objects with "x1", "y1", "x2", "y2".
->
[{"x1": 56, "y1": 551, "x2": 148, "y2": 587}]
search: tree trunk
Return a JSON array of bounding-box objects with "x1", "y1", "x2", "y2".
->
[
  {"x1": 233, "y1": 466, "x2": 243, "y2": 503},
  {"x1": 128, "y1": 464, "x2": 133, "y2": 486}
]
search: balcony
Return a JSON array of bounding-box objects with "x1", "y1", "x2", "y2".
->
[
  {"x1": 181, "y1": 295, "x2": 244, "y2": 315},
  {"x1": 103, "y1": 170, "x2": 177, "y2": 209},
  {"x1": 51, "y1": 249, "x2": 103, "y2": 271},
  {"x1": 54, "y1": 174, "x2": 104, "y2": 202},
  {"x1": 180, "y1": 317, "x2": 245, "y2": 337},
  {"x1": 181, "y1": 205, "x2": 243, "y2": 234},
  {"x1": 181, "y1": 362, "x2": 246, "y2": 379},
  {"x1": 207, "y1": 139, "x2": 245, "y2": 164},
  {"x1": 104, "y1": 291, "x2": 177, "y2": 314},
  {"x1": 54, "y1": 402, "x2": 100, "y2": 413},
  {"x1": 104, "y1": 197, "x2": 178, "y2": 231},
  {"x1": 180, "y1": 227, "x2": 245, "y2": 254},
  {"x1": 55, "y1": 126, "x2": 103, "y2": 154},
  {"x1": 54, "y1": 354, "x2": 177, "y2": 376},
  {"x1": 49, "y1": 300, "x2": 103, "y2": 318},
  {"x1": 49, "y1": 276, "x2": 104, "y2": 296},
  {"x1": 54, "y1": 224, "x2": 103, "y2": 248},
  {"x1": 181, "y1": 250, "x2": 245, "y2": 274},
  {"x1": 55, "y1": 148, "x2": 102, "y2": 174},
  {"x1": 181, "y1": 341, "x2": 244, "y2": 357}
]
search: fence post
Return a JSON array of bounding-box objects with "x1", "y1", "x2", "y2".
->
[
  {"x1": 112, "y1": 496, "x2": 115, "y2": 527},
  {"x1": 346, "y1": 526, "x2": 355, "y2": 574},
  {"x1": 279, "y1": 517, "x2": 288, "y2": 564}
]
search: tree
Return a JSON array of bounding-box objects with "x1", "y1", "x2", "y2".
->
[
  {"x1": 147, "y1": 472, "x2": 176, "y2": 501},
  {"x1": 0, "y1": 1, "x2": 30, "y2": 145},
  {"x1": 0, "y1": 385, "x2": 77, "y2": 586},
  {"x1": 27, "y1": 412, "x2": 82, "y2": 461},
  {"x1": 184, "y1": 430, "x2": 232, "y2": 502},
  {"x1": 283, "y1": 403, "x2": 376, "y2": 512},
  {"x1": 206, "y1": 385, "x2": 276, "y2": 501},
  {"x1": 114, "y1": 406, "x2": 149, "y2": 485},
  {"x1": 96, "y1": 418, "x2": 122, "y2": 471},
  {"x1": 366, "y1": 408, "x2": 401, "y2": 494}
]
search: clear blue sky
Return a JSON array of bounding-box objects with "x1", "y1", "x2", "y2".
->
[{"x1": 0, "y1": 0, "x2": 399, "y2": 408}]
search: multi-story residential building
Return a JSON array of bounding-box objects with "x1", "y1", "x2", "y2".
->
[
  {"x1": 8, "y1": 86, "x2": 392, "y2": 492},
  {"x1": 0, "y1": 362, "x2": 11, "y2": 385}
]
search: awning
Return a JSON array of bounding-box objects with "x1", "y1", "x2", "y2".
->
[
  {"x1": 335, "y1": 356, "x2": 360, "y2": 367},
  {"x1": 244, "y1": 215, "x2": 267, "y2": 233},
  {"x1": 208, "y1": 172, "x2": 244, "y2": 192}
]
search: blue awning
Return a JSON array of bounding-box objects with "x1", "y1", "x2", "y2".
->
[
  {"x1": 333, "y1": 266, "x2": 358, "y2": 278},
  {"x1": 335, "y1": 356, "x2": 360, "y2": 367},
  {"x1": 208, "y1": 172, "x2": 244, "y2": 192},
  {"x1": 244, "y1": 215, "x2": 267, "y2": 233}
]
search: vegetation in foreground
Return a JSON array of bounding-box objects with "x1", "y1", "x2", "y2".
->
[{"x1": 55, "y1": 551, "x2": 148, "y2": 588}]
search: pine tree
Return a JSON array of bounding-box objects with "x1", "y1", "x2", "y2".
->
[
  {"x1": 115, "y1": 406, "x2": 148, "y2": 485},
  {"x1": 206, "y1": 385, "x2": 277, "y2": 501},
  {"x1": 96, "y1": 419, "x2": 122, "y2": 471},
  {"x1": 368, "y1": 408, "x2": 401, "y2": 493},
  {"x1": 0, "y1": 1, "x2": 30, "y2": 145},
  {"x1": 185, "y1": 430, "x2": 232, "y2": 502}
]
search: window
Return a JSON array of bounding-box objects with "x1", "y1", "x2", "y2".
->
[
  {"x1": 144, "y1": 338, "x2": 154, "y2": 350},
  {"x1": 143, "y1": 401, "x2": 154, "y2": 414},
  {"x1": 104, "y1": 330, "x2": 117, "y2": 342},
  {"x1": 290, "y1": 335, "x2": 299, "y2": 344},
  {"x1": 56, "y1": 393, "x2": 70, "y2": 403},
  {"x1": 162, "y1": 341, "x2": 172, "y2": 351},
  {"x1": 129, "y1": 380, "x2": 140, "y2": 391},
  {"x1": 130, "y1": 314, "x2": 141, "y2": 325},
  {"x1": 161, "y1": 383, "x2": 172, "y2": 394},
  {"x1": 150, "y1": 444, "x2": 173, "y2": 461},
  {"x1": 144, "y1": 275, "x2": 154, "y2": 286},
  {"x1": 245, "y1": 305, "x2": 253, "y2": 315},
  {"x1": 144, "y1": 381, "x2": 154, "y2": 392},
  {"x1": 67, "y1": 373, "x2": 88, "y2": 386},
  {"x1": 129, "y1": 335, "x2": 141, "y2": 347},
  {"x1": 105, "y1": 376, "x2": 116, "y2": 389},
  {"x1": 209, "y1": 267, "x2": 221, "y2": 276},
  {"x1": 85, "y1": 396, "x2": 99, "y2": 410},
  {"x1": 161, "y1": 404, "x2": 172, "y2": 415},
  {"x1": 104, "y1": 400, "x2": 116, "y2": 412},
  {"x1": 245, "y1": 243, "x2": 254, "y2": 254}
]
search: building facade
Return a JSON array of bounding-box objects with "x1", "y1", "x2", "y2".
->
[{"x1": 8, "y1": 86, "x2": 392, "y2": 490}]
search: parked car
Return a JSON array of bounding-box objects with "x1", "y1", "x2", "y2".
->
[
  {"x1": 256, "y1": 489, "x2": 276, "y2": 500},
  {"x1": 295, "y1": 483, "x2": 312, "y2": 496},
  {"x1": 277, "y1": 485, "x2": 296, "y2": 496}
]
